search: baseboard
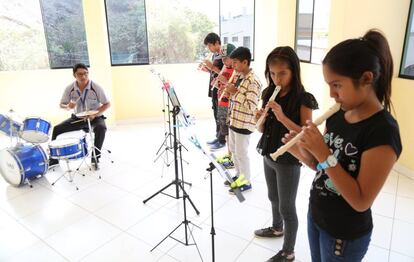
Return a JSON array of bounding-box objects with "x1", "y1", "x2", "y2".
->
[{"x1": 393, "y1": 163, "x2": 414, "y2": 180}]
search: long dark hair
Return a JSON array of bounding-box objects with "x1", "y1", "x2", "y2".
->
[
  {"x1": 263, "y1": 46, "x2": 304, "y2": 114},
  {"x1": 322, "y1": 29, "x2": 393, "y2": 112}
]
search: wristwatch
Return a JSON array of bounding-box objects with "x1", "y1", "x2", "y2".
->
[{"x1": 316, "y1": 155, "x2": 338, "y2": 171}]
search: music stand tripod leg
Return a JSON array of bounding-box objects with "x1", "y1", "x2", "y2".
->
[{"x1": 149, "y1": 185, "x2": 203, "y2": 262}]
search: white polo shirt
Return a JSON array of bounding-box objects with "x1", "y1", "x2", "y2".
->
[{"x1": 61, "y1": 80, "x2": 109, "y2": 116}]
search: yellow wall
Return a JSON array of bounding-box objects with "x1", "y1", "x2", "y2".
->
[
  {"x1": 0, "y1": 0, "x2": 115, "y2": 126},
  {"x1": 0, "y1": 0, "x2": 413, "y2": 170},
  {"x1": 275, "y1": 0, "x2": 414, "y2": 170}
]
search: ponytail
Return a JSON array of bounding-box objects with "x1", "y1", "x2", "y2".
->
[{"x1": 323, "y1": 29, "x2": 393, "y2": 111}]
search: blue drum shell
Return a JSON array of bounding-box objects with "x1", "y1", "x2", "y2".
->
[
  {"x1": 68, "y1": 137, "x2": 88, "y2": 160},
  {"x1": 23, "y1": 118, "x2": 51, "y2": 133},
  {"x1": 9, "y1": 144, "x2": 48, "y2": 182},
  {"x1": 0, "y1": 114, "x2": 21, "y2": 137},
  {"x1": 49, "y1": 142, "x2": 82, "y2": 159}
]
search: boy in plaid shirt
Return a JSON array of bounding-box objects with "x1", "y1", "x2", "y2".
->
[{"x1": 223, "y1": 47, "x2": 262, "y2": 193}]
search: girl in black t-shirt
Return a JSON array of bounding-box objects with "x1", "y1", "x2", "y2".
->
[
  {"x1": 255, "y1": 46, "x2": 318, "y2": 262},
  {"x1": 283, "y1": 30, "x2": 402, "y2": 261}
]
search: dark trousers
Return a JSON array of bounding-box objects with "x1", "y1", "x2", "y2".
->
[
  {"x1": 263, "y1": 156, "x2": 300, "y2": 253},
  {"x1": 51, "y1": 114, "x2": 107, "y2": 158},
  {"x1": 211, "y1": 89, "x2": 221, "y2": 140},
  {"x1": 217, "y1": 106, "x2": 228, "y2": 144}
]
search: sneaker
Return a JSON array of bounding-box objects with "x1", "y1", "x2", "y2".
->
[
  {"x1": 222, "y1": 160, "x2": 234, "y2": 169},
  {"x1": 266, "y1": 250, "x2": 295, "y2": 262},
  {"x1": 229, "y1": 183, "x2": 252, "y2": 194},
  {"x1": 216, "y1": 154, "x2": 231, "y2": 164},
  {"x1": 254, "y1": 227, "x2": 284, "y2": 238},
  {"x1": 206, "y1": 138, "x2": 219, "y2": 145},
  {"x1": 224, "y1": 176, "x2": 238, "y2": 186},
  {"x1": 209, "y1": 141, "x2": 226, "y2": 151}
]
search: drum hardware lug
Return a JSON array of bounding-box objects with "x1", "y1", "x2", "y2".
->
[{"x1": 36, "y1": 120, "x2": 40, "y2": 129}]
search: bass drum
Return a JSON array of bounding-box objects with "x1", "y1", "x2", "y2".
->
[{"x1": 0, "y1": 144, "x2": 48, "y2": 186}]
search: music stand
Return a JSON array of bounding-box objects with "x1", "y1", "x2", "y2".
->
[
  {"x1": 145, "y1": 70, "x2": 203, "y2": 258},
  {"x1": 188, "y1": 135, "x2": 245, "y2": 262},
  {"x1": 144, "y1": 71, "x2": 197, "y2": 208}
]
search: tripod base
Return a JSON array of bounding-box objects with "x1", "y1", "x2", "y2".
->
[
  {"x1": 151, "y1": 220, "x2": 202, "y2": 249},
  {"x1": 88, "y1": 146, "x2": 114, "y2": 176},
  {"x1": 50, "y1": 159, "x2": 86, "y2": 190},
  {"x1": 143, "y1": 179, "x2": 200, "y2": 215}
]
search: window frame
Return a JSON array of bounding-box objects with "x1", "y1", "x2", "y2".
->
[
  {"x1": 104, "y1": 0, "x2": 150, "y2": 66},
  {"x1": 294, "y1": 0, "x2": 316, "y2": 64},
  {"x1": 399, "y1": 0, "x2": 414, "y2": 80}
]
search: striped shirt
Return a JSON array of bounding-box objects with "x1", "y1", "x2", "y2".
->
[{"x1": 229, "y1": 69, "x2": 262, "y2": 132}]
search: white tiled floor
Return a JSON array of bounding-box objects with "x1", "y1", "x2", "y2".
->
[{"x1": 1, "y1": 119, "x2": 414, "y2": 261}]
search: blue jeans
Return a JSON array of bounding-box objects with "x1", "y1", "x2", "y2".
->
[{"x1": 307, "y1": 212, "x2": 372, "y2": 262}]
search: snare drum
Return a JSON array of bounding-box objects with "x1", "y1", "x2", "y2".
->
[
  {"x1": 57, "y1": 131, "x2": 88, "y2": 159},
  {"x1": 0, "y1": 114, "x2": 22, "y2": 137},
  {"x1": 20, "y1": 117, "x2": 51, "y2": 143},
  {"x1": 0, "y1": 144, "x2": 48, "y2": 186},
  {"x1": 48, "y1": 138, "x2": 82, "y2": 159}
]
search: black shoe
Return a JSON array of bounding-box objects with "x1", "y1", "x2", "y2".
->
[
  {"x1": 91, "y1": 157, "x2": 100, "y2": 169},
  {"x1": 266, "y1": 250, "x2": 295, "y2": 262},
  {"x1": 206, "y1": 138, "x2": 218, "y2": 145},
  {"x1": 48, "y1": 158, "x2": 59, "y2": 168},
  {"x1": 209, "y1": 141, "x2": 226, "y2": 151},
  {"x1": 254, "y1": 227, "x2": 284, "y2": 238}
]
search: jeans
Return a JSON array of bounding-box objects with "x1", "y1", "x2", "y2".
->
[
  {"x1": 263, "y1": 156, "x2": 300, "y2": 253},
  {"x1": 307, "y1": 212, "x2": 372, "y2": 262}
]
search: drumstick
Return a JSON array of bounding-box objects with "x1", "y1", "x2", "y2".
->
[
  {"x1": 70, "y1": 119, "x2": 85, "y2": 124},
  {"x1": 256, "y1": 86, "x2": 282, "y2": 130},
  {"x1": 270, "y1": 103, "x2": 341, "y2": 160},
  {"x1": 218, "y1": 70, "x2": 237, "y2": 101}
]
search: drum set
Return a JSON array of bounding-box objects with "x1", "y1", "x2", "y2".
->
[{"x1": 0, "y1": 109, "x2": 97, "y2": 189}]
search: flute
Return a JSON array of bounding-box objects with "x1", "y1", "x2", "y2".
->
[
  {"x1": 270, "y1": 103, "x2": 341, "y2": 161},
  {"x1": 210, "y1": 66, "x2": 226, "y2": 91},
  {"x1": 198, "y1": 52, "x2": 214, "y2": 71},
  {"x1": 218, "y1": 70, "x2": 237, "y2": 101},
  {"x1": 256, "y1": 85, "x2": 282, "y2": 131}
]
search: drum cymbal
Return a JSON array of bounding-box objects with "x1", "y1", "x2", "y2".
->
[
  {"x1": 75, "y1": 110, "x2": 99, "y2": 118},
  {"x1": 4, "y1": 109, "x2": 23, "y2": 123}
]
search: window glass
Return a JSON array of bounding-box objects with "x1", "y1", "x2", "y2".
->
[{"x1": 40, "y1": 0, "x2": 90, "y2": 68}]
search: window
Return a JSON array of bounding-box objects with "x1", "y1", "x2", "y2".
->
[
  {"x1": 39, "y1": 0, "x2": 90, "y2": 68},
  {"x1": 243, "y1": 36, "x2": 251, "y2": 49},
  {"x1": 295, "y1": 0, "x2": 331, "y2": 64},
  {"x1": 400, "y1": 0, "x2": 414, "y2": 79},
  {"x1": 224, "y1": 37, "x2": 228, "y2": 44},
  {"x1": 105, "y1": 0, "x2": 149, "y2": 65},
  {"x1": 0, "y1": 0, "x2": 49, "y2": 71},
  {"x1": 220, "y1": 0, "x2": 255, "y2": 59},
  {"x1": 146, "y1": 0, "x2": 219, "y2": 64}
]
